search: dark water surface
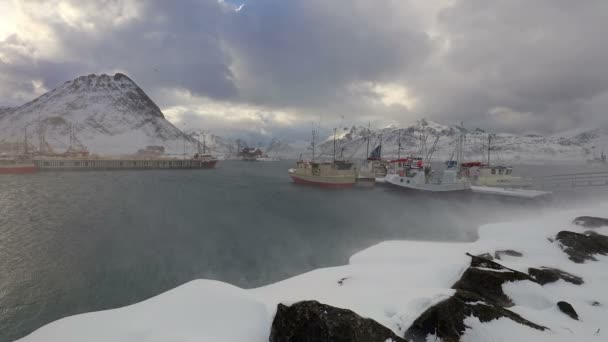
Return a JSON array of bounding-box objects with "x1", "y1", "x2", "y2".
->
[{"x1": 0, "y1": 160, "x2": 605, "y2": 341}]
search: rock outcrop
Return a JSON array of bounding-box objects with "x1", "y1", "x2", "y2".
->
[
  {"x1": 405, "y1": 253, "x2": 546, "y2": 342},
  {"x1": 406, "y1": 290, "x2": 546, "y2": 342},
  {"x1": 528, "y1": 267, "x2": 584, "y2": 285},
  {"x1": 556, "y1": 230, "x2": 608, "y2": 263},
  {"x1": 557, "y1": 301, "x2": 579, "y2": 320},
  {"x1": 270, "y1": 301, "x2": 408, "y2": 342},
  {"x1": 573, "y1": 216, "x2": 608, "y2": 228}
]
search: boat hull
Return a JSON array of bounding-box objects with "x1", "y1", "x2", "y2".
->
[
  {"x1": 200, "y1": 160, "x2": 218, "y2": 169},
  {"x1": 0, "y1": 164, "x2": 37, "y2": 174},
  {"x1": 385, "y1": 174, "x2": 470, "y2": 192},
  {"x1": 289, "y1": 172, "x2": 355, "y2": 188}
]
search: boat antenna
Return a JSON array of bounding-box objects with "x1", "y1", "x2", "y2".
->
[
  {"x1": 487, "y1": 133, "x2": 492, "y2": 166},
  {"x1": 397, "y1": 129, "x2": 402, "y2": 159},
  {"x1": 311, "y1": 123, "x2": 317, "y2": 161},
  {"x1": 24, "y1": 125, "x2": 28, "y2": 156},
  {"x1": 333, "y1": 127, "x2": 337, "y2": 162},
  {"x1": 366, "y1": 122, "x2": 371, "y2": 158},
  {"x1": 203, "y1": 133, "x2": 207, "y2": 154},
  {"x1": 379, "y1": 133, "x2": 383, "y2": 160}
]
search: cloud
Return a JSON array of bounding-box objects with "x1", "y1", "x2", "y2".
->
[
  {"x1": 1, "y1": 0, "x2": 608, "y2": 136},
  {"x1": 409, "y1": 0, "x2": 608, "y2": 133}
]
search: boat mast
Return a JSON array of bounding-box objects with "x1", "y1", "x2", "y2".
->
[
  {"x1": 311, "y1": 124, "x2": 317, "y2": 161},
  {"x1": 379, "y1": 133, "x2": 383, "y2": 160},
  {"x1": 333, "y1": 127, "x2": 337, "y2": 162},
  {"x1": 456, "y1": 132, "x2": 464, "y2": 166},
  {"x1": 487, "y1": 133, "x2": 492, "y2": 166},
  {"x1": 397, "y1": 129, "x2": 401, "y2": 159},
  {"x1": 366, "y1": 122, "x2": 370, "y2": 158},
  {"x1": 24, "y1": 126, "x2": 28, "y2": 155}
]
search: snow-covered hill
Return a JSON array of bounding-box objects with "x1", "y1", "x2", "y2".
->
[
  {"x1": 0, "y1": 73, "x2": 194, "y2": 155},
  {"x1": 317, "y1": 120, "x2": 599, "y2": 164}
]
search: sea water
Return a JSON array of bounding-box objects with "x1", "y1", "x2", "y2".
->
[{"x1": 0, "y1": 160, "x2": 604, "y2": 341}]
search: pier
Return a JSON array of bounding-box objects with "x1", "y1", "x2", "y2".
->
[
  {"x1": 535, "y1": 171, "x2": 608, "y2": 191},
  {"x1": 33, "y1": 158, "x2": 214, "y2": 171}
]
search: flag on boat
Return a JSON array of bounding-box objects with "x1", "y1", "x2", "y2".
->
[{"x1": 369, "y1": 145, "x2": 382, "y2": 160}]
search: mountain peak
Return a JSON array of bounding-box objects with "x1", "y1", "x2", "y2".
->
[{"x1": 0, "y1": 73, "x2": 183, "y2": 155}]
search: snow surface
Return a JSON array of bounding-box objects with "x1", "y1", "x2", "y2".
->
[{"x1": 17, "y1": 203, "x2": 608, "y2": 342}]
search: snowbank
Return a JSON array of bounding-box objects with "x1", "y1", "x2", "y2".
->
[{"x1": 17, "y1": 203, "x2": 608, "y2": 342}]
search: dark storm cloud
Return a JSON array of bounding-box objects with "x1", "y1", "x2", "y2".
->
[
  {"x1": 1, "y1": 0, "x2": 608, "y2": 134},
  {"x1": 0, "y1": 0, "x2": 237, "y2": 105},
  {"x1": 410, "y1": 0, "x2": 608, "y2": 133},
  {"x1": 222, "y1": 0, "x2": 432, "y2": 109}
]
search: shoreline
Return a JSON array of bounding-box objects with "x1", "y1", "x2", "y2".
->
[{"x1": 17, "y1": 201, "x2": 608, "y2": 342}]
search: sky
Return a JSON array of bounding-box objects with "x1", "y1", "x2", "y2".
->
[{"x1": 1, "y1": 0, "x2": 608, "y2": 141}]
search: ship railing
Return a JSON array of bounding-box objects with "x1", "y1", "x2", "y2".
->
[{"x1": 534, "y1": 171, "x2": 608, "y2": 190}]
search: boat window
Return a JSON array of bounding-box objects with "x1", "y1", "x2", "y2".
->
[
  {"x1": 491, "y1": 168, "x2": 496, "y2": 175},
  {"x1": 506, "y1": 169, "x2": 512, "y2": 175},
  {"x1": 499, "y1": 169, "x2": 504, "y2": 175}
]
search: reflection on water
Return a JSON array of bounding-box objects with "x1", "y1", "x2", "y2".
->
[{"x1": 0, "y1": 161, "x2": 604, "y2": 341}]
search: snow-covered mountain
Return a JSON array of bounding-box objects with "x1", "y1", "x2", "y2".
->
[
  {"x1": 0, "y1": 73, "x2": 195, "y2": 155},
  {"x1": 1, "y1": 74, "x2": 604, "y2": 162},
  {"x1": 316, "y1": 120, "x2": 601, "y2": 164}
]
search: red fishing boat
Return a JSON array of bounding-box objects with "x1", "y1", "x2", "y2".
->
[{"x1": 0, "y1": 159, "x2": 37, "y2": 174}]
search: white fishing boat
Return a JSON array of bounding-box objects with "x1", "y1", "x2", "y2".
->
[
  {"x1": 385, "y1": 132, "x2": 471, "y2": 192},
  {"x1": 385, "y1": 168, "x2": 471, "y2": 192}
]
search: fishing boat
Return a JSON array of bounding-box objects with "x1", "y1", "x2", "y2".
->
[
  {"x1": 289, "y1": 160, "x2": 357, "y2": 187},
  {"x1": 385, "y1": 133, "x2": 471, "y2": 192},
  {"x1": 192, "y1": 136, "x2": 218, "y2": 168},
  {"x1": 0, "y1": 158, "x2": 37, "y2": 174},
  {"x1": 288, "y1": 126, "x2": 357, "y2": 187},
  {"x1": 459, "y1": 162, "x2": 532, "y2": 188},
  {"x1": 456, "y1": 134, "x2": 532, "y2": 188}
]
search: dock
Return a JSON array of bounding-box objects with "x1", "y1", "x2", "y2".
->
[
  {"x1": 33, "y1": 158, "x2": 214, "y2": 171},
  {"x1": 471, "y1": 186, "x2": 551, "y2": 199}
]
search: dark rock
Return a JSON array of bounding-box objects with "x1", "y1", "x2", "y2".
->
[
  {"x1": 494, "y1": 249, "x2": 524, "y2": 260},
  {"x1": 453, "y1": 254, "x2": 536, "y2": 307},
  {"x1": 476, "y1": 252, "x2": 494, "y2": 260},
  {"x1": 270, "y1": 301, "x2": 407, "y2": 342},
  {"x1": 528, "y1": 267, "x2": 584, "y2": 285},
  {"x1": 406, "y1": 290, "x2": 547, "y2": 342},
  {"x1": 592, "y1": 301, "x2": 601, "y2": 307},
  {"x1": 555, "y1": 230, "x2": 608, "y2": 263},
  {"x1": 573, "y1": 216, "x2": 608, "y2": 228},
  {"x1": 557, "y1": 301, "x2": 579, "y2": 320}
]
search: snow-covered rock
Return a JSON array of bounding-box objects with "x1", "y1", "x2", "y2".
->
[{"x1": 17, "y1": 202, "x2": 608, "y2": 342}]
